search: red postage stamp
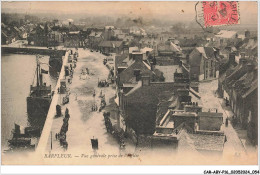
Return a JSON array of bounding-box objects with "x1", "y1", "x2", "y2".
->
[{"x1": 202, "y1": 1, "x2": 240, "y2": 28}]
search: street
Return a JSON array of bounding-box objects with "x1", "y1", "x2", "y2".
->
[
  {"x1": 199, "y1": 80, "x2": 253, "y2": 160},
  {"x1": 47, "y1": 49, "x2": 123, "y2": 155}
]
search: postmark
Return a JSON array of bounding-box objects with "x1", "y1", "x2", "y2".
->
[{"x1": 196, "y1": 1, "x2": 240, "y2": 28}]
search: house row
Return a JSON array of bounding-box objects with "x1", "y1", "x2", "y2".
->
[
  {"x1": 218, "y1": 55, "x2": 258, "y2": 145},
  {"x1": 1, "y1": 23, "x2": 29, "y2": 44},
  {"x1": 217, "y1": 32, "x2": 258, "y2": 145},
  {"x1": 116, "y1": 70, "x2": 225, "y2": 154},
  {"x1": 109, "y1": 43, "x2": 226, "y2": 154}
]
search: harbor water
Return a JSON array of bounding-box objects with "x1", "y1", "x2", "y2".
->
[{"x1": 1, "y1": 54, "x2": 57, "y2": 151}]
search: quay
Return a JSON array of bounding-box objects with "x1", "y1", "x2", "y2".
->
[
  {"x1": 35, "y1": 48, "x2": 130, "y2": 156},
  {"x1": 2, "y1": 45, "x2": 66, "y2": 75},
  {"x1": 36, "y1": 50, "x2": 69, "y2": 154},
  {"x1": 1, "y1": 45, "x2": 66, "y2": 57}
]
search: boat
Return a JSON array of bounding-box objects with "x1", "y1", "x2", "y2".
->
[
  {"x1": 4, "y1": 124, "x2": 40, "y2": 153},
  {"x1": 27, "y1": 55, "x2": 52, "y2": 127}
]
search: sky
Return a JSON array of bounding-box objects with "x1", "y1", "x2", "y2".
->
[{"x1": 1, "y1": 1, "x2": 258, "y2": 24}]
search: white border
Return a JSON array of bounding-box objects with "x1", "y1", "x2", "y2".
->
[{"x1": 1, "y1": 0, "x2": 259, "y2": 174}]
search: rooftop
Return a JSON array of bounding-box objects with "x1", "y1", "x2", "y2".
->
[
  {"x1": 196, "y1": 47, "x2": 216, "y2": 59},
  {"x1": 188, "y1": 133, "x2": 225, "y2": 152},
  {"x1": 155, "y1": 65, "x2": 183, "y2": 82}
]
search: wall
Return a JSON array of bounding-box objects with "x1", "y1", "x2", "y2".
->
[
  {"x1": 137, "y1": 135, "x2": 152, "y2": 148},
  {"x1": 137, "y1": 134, "x2": 178, "y2": 150},
  {"x1": 184, "y1": 105, "x2": 202, "y2": 113},
  {"x1": 2, "y1": 46, "x2": 66, "y2": 57},
  {"x1": 199, "y1": 74, "x2": 204, "y2": 81},
  {"x1": 173, "y1": 115, "x2": 196, "y2": 130},
  {"x1": 216, "y1": 70, "x2": 219, "y2": 78},
  {"x1": 124, "y1": 82, "x2": 180, "y2": 135},
  {"x1": 189, "y1": 49, "x2": 201, "y2": 81},
  {"x1": 245, "y1": 88, "x2": 258, "y2": 145},
  {"x1": 151, "y1": 136, "x2": 178, "y2": 150},
  {"x1": 199, "y1": 116, "x2": 223, "y2": 131},
  {"x1": 125, "y1": 101, "x2": 157, "y2": 135},
  {"x1": 155, "y1": 127, "x2": 174, "y2": 134}
]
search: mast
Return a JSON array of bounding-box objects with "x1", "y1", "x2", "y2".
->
[
  {"x1": 39, "y1": 64, "x2": 43, "y2": 86},
  {"x1": 36, "y1": 58, "x2": 39, "y2": 87},
  {"x1": 36, "y1": 55, "x2": 43, "y2": 87}
]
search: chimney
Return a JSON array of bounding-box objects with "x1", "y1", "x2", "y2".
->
[
  {"x1": 239, "y1": 58, "x2": 247, "y2": 65},
  {"x1": 134, "y1": 69, "x2": 141, "y2": 81},
  {"x1": 179, "y1": 60, "x2": 182, "y2": 67},
  {"x1": 228, "y1": 53, "x2": 236, "y2": 65},
  {"x1": 247, "y1": 63, "x2": 254, "y2": 72},
  {"x1": 245, "y1": 30, "x2": 250, "y2": 38},
  {"x1": 240, "y1": 52, "x2": 246, "y2": 59},
  {"x1": 133, "y1": 52, "x2": 143, "y2": 62},
  {"x1": 142, "y1": 76, "x2": 150, "y2": 86}
]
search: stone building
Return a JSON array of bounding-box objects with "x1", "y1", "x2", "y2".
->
[
  {"x1": 189, "y1": 47, "x2": 219, "y2": 81},
  {"x1": 98, "y1": 41, "x2": 123, "y2": 54}
]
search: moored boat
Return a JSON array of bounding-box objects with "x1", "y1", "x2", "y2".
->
[{"x1": 27, "y1": 55, "x2": 52, "y2": 128}]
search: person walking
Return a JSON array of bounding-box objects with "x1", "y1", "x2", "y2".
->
[{"x1": 225, "y1": 118, "x2": 229, "y2": 127}]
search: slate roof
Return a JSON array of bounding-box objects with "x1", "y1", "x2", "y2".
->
[
  {"x1": 196, "y1": 47, "x2": 216, "y2": 59},
  {"x1": 187, "y1": 133, "x2": 225, "y2": 152},
  {"x1": 155, "y1": 65, "x2": 183, "y2": 82},
  {"x1": 115, "y1": 53, "x2": 128, "y2": 68},
  {"x1": 126, "y1": 81, "x2": 186, "y2": 97},
  {"x1": 189, "y1": 47, "x2": 217, "y2": 67},
  {"x1": 233, "y1": 68, "x2": 257, "y2": 96},
  {"x1": 225, "y1": 64, "x2": 248, "y2": 90},
  {"x1": 118, "y1": 59, "x2": 153, "y2": 85},
  {"x1": 242, "y1": 79, "x2": 258, "y2": 98}
]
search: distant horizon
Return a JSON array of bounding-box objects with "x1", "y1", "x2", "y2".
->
[{"x1": 2, "y1": 1, "x2": 258, "y2": 25}]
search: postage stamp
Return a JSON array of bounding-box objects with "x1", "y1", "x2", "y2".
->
[{"x1": 196, "y1": 1, "x2": 240, "y2": 28}]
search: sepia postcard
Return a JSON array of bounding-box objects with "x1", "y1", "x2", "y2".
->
[{"x1": 1, "y1": 1, "x2": 259, "y2": 166}]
